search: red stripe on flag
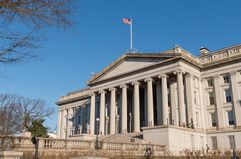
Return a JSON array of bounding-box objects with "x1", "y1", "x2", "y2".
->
[{"x1": 123, "y1": 18, "x2": 131, "y2": 24}]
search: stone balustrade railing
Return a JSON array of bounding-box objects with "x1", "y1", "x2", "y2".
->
[
  {"x1": 198, "y1": 47, "x2": 241, "y2": 64},
  {"x1": 0, "y1": 135, "x2": 166, "y2": 152}
]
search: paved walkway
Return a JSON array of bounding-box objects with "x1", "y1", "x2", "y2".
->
[{"x1": 71, "y1": 157, "x2": 109, "y2": 159}]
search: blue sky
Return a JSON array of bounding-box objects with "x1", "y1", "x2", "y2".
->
[{"x1": 1, "y1": 0, "x2": 241, "y2": 130}]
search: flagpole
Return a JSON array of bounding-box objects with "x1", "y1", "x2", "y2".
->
[{"x1": 130, "y1": 18, "x2": 133, "y2": 51}]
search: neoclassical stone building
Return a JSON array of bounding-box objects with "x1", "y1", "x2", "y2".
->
[{"x1": 57, "y1": 44, "x2": 241, "y2": 152}]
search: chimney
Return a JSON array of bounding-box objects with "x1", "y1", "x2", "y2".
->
[{"x1": 200, "y1": 47, "x2": 209, "y2": 55}]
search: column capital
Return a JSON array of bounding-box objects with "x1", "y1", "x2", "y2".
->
[
  {"x1": 173, "y1": 70, "x2": 185, "y2": 75},
  {"x1": 120, "y1": 84, "x2": 128, "y2": 89},
  {"x1": 200, "y1": 77, "x2": 205, "y2": 81},
  {"x1": 132, "y1": 81, "x2": 140, "y2": 86},
  {"x1": 158, "y1": 74, "x2": 168, "y2": 79},
  {"x1": 144, "y1": 77, "x2": 153, "y2": 82},
  {"x1": 99, "y1": 90, "x2": 106, "y2": 94},
  {"x1": 185, "y1": 73, "x2": 194, "y2": 78},
  {"x1": 109, "y1": 87, "x2": 116, "y2": 92},
  {"x1": 89, "y1": 91, "x2": 96, "y2": 96}
]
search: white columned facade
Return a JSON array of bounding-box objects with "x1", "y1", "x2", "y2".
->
[
  {"x1": 177, "y1": 71, "x2": 186, "y2": 125},
  {"x1": 133, "y1": 81, "x2": 140, "y2": 132},
  {"x1": 120, "y1": 85, "x2": 128, "y2": 133},
  {"x1": 156, "y1": 80, "x2": 162, "y2": 125},
  {"x1": 109, "y1": 88, "x2": 116, "y2": 135},
  {"x1": 145, "y1": 78, "x2": 154, "y2": 127},
  {"x1": 213, "y1": 75, "x2": 224, "y2": 129},
  {"x1": 230, "y1": 71, "x2": 241, "y2": 128},
  {"x1": 57, "y1": 109, "x2": 62, "y2": 138},
  {"x1": 99, "y1": 90, "x2": 106, "y2": 135},
  {"x1": 185, "y1": 74, "x2": 196, "y2": 127},
  {"x1": 161, "y1": 74, "x2": 169, "y2": 125},
  {"x1": 89, "y1": 93, "x2": 96, "y2": 135}
]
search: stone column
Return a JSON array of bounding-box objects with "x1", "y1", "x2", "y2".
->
[
  {"x1": 177, "y1": 71, "x2": 186, "y2": 126},
  {"x1": 145, "y1": 78, "x2": 154, "y2": 127},
  {"x1": 66, "y1": 109, "x2": 70, "y2": 138},
  {"x1": 161, "y1": 74, "x2": 169, "y2": 125},
  {"x1": 120, "y1": 85, "x2": 127, "y2": 133},
  {"x1": 170, "y1": 83, "x2": 178, "y2": 126},
  {"x1": 99, "y1": 90, "x2": 106, "y2": 135},
  {"x1": 185, "y1": 74, "x2": 196, "y2": 127},
  {"x1": 109, "y1": 88, "x2": 116, "y2": 135},
  {"x1": 230, "y1": 71, "x2": 241, "y2": 128},
  {"x1": 199, "y1": 78, "x2": 206, "y2": 129},
  {"x1": 57, "y1": 109, "x2": 62, "y2": 138},
  {"x1": 69, "y1": 108, "x2": 74, "y2": 135},
  {"x1": 213, "y1": 75, "x2": 224, "y2": 129},
  {"x1": 144, "y1": 85, "x2": 147, "y2": 126},
  {"x1": 61, "y1": 109, "x2": 65, "y2": 138},
  {"x1": 155, "y1": 80, "x2": 162, "y2": 125},
  {"x1": 89, "y1": 93, "x2": 96, "y2": 135},
  {"x1": 132, "y1": 81, "x2": 140, "y2": 132}
]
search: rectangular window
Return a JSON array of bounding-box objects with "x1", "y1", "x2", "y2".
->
[
  {"x1": 228, "y1": 111, "x2": 235, "y2": 125},
  {"x1": 223, "y1": 75, "x2": 230, "y2": 84},
  {"x1": 228, "y1": 135, "x2": 236, "y2": 149},
  {"x1": 207, "y1": 79, "x2": 213, "y2": 87},
  {"x1": 209, "y1": 92, "x2": 215, "y2": 105},
  {"x1": 211, "y1": 136, "x2": 218, "y2": 150},
  {"x1": 211, "y1": 113, "x2": 217, "y2": 127},
  {"x1": 225, "y1": 89, "x2": 232, "y2": 103}
]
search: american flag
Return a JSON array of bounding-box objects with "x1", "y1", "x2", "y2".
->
[{"x1": 123, "y1": 18, "x2": 131, "y2": 25}]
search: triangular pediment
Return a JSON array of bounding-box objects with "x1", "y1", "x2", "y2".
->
[
  {"x1": 88, "y1": 52, "x2": 176, "y2": 85},
  {"x1": 100, "y1": 57, "x2": 164, "y2": 80}
]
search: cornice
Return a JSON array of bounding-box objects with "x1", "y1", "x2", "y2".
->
[{"x1": 56, "y1": 94, "x2": 89, "y2": 106}]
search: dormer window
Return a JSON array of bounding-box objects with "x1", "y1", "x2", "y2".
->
[{"x1": 223, "y1": 75, "x2": 230, "y2": 84}]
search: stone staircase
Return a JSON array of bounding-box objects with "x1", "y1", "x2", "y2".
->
[{"x1": 97, "y1": 132, "x2": 148, "y2": 144}]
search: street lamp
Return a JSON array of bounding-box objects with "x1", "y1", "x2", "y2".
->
[
  {"x1": 129, "y1": 113, "x2": 132, "y2": 133},
  {"x1": 95, "y1": 117, "x2": 100, "y2": 149}
]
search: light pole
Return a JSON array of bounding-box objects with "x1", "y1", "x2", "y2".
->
[
  {"x1": 95, "y1": 117, "x2": 100, "y2": 149},
  {"x1": 129, "y1": 113, "x2": 132, "y2": 133}
]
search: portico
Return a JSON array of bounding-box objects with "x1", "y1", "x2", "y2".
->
[{"x1": 65, "y1": 69, "x2": 192, "y2": 136}]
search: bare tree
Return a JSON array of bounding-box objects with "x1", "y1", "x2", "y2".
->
[
  {"x1": 0, "y1": 0, "x2": 74, "y2": 63},
  {"x1": 0, "y1": 94, "x2": 54, "y2": 135}
]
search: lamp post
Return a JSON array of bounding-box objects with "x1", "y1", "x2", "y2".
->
[
  {"x1": 95, "y1": 117, "x2": 100, "y2": 149},
  {"x1": 129, "y1": 113, "x2": 132, "y2": 133}
]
